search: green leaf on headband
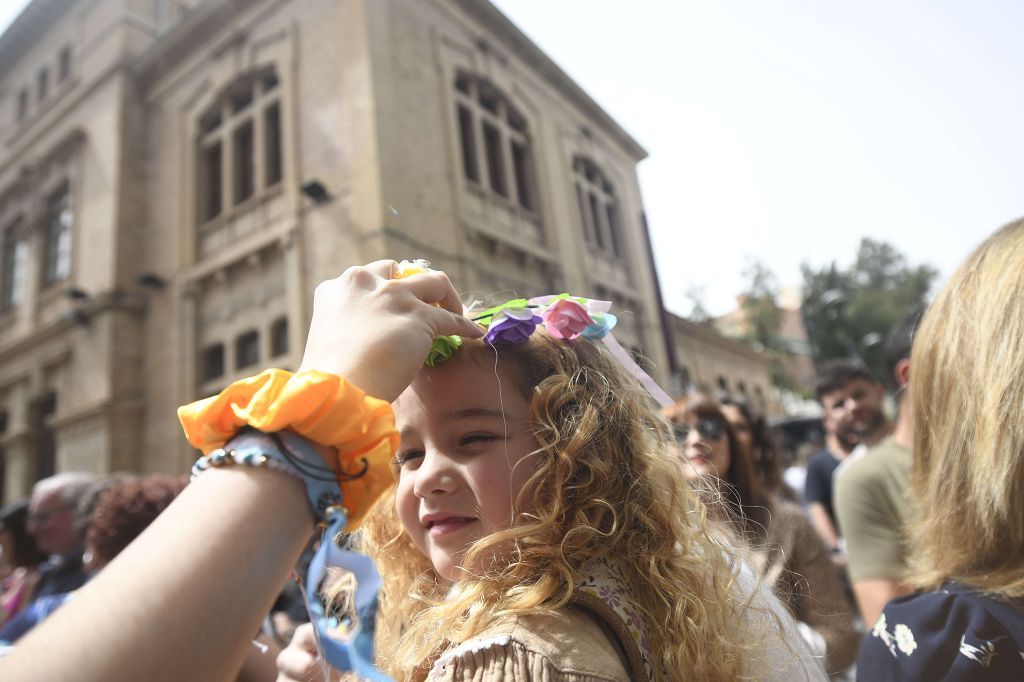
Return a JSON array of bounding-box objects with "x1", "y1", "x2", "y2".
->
[
  {"x1": 424, "y1": 334, "x2": 463, "y2": 367},
  {"x1": 470, "y1": 299, "x2": 530, "y2": 326}
]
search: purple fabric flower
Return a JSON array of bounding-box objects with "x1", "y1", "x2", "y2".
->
[{"x1": 484, "y1": 307, "x2": 541, "y2": 345}]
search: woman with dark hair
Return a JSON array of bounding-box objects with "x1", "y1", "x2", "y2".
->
[
  {"x1": 0, "y1": 501, "x2": 47, "y2": 626},
  {"x1": 718, "y1": 396, "x2": 799, "y2": 504},
  {"x1": 667, "y1": 395, "x2": 859, "y2": 675}
]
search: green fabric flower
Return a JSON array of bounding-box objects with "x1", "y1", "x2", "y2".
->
[{"x1": 424, "y1": 334, "x2": 463, "y2": 367}]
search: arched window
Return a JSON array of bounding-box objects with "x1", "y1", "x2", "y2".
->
[
  {"x1": 43, "y1": 183, "x2": 72, "y2": 285},
  {"x1": 573, "y1": 157, "x2": 623, "y2": 258},
  {"x1": 196, "y1": 69, "x2": 282, "y2": 224},
  {"x1": 0, "y1": 218, "x2": 27, "y2": 311},
  {"x1": 454, "y1": 73, "x2": 535, "y2": 212}
]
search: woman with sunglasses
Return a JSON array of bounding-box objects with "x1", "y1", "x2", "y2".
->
[{"x1": 667, "y1": 396, "x2": 859, "y2": 676}]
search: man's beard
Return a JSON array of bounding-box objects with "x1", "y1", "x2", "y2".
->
[{"x1": 839, "y1": 410, "x2": 885, "y2": 443}]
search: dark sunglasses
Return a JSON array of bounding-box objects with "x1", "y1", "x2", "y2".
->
[{"x1": 674, "y1": 416, "x2": 728, "y2": 442}]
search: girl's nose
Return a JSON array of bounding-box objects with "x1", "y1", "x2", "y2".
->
[{"x1": 412, "y1": 450, "x2": 459, "y2": 498}]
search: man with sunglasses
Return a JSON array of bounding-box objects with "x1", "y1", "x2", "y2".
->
[{"x1": 27, "y1": 473, "x2": 97, "y2": 600}]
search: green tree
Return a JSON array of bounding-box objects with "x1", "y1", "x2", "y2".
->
[
  {"x1": 739, "y1": 262, "x2": 782, "y2": 352},
  {"x1": 683, "y1": 285, "x2": 713, "y2": 325},
  {"x1": 801, "y1": 238, "x2": 937, "y2": 383},
  {"x1": 734, "y1": 261, "x2": 796, "y2": 391}
]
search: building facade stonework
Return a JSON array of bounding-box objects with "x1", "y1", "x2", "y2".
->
[
  {"x1": 0, "y1": 0, "x2": 676, "y2": 500},
  {"x1": 668, "y1": 314, "x2": 779, "y2": 416}
]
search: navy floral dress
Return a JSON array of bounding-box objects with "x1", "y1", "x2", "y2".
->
[{"x1": 858, "y1": 583, "x2": 1024, "y2": 681}]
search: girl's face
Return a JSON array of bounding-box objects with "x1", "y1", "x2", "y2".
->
[
  {"x1": 392, "y1": 352, "x2": 538, "y2": 582},
  {"x1": 679, "y1": 412, "x2": 732, "y2": 482}
]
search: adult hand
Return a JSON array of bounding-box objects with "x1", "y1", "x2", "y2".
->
[
  {"x1": 275, "y1": 622, "x2": 340, "y2": 682},
  {"x1": 298, "y1": 260, "x2": 482, "y2": 401}
]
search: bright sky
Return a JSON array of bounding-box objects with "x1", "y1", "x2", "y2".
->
[
  {"x1": 490, "y1": 1, "x2": 1020, "y2": 315},
  {"x1": 4, "y1": 1, "x2": 1019, "y2": 316}
]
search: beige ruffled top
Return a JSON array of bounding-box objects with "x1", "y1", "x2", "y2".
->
[{"x1": 426, "y1": 559, "x2": 828, "y2": 682}]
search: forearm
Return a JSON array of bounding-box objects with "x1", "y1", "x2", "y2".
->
[
  {"x1": 0, "y1": 467, "x2": 313, "y2": 682},
  {"x1": 807, "y1": 503, "x2": 839, "y2": 550},
  {"x1": 853, "y1": 579, "x2": 910, "y2": 627}
]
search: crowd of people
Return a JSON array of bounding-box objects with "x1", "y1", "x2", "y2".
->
[{"x1": 0, "y1": 220, "x2": 1020, "y2": 681}]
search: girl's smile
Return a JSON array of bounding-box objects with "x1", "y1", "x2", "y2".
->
[{"x1": 421, "y1": 513, "x2": 478, "y2": 537}]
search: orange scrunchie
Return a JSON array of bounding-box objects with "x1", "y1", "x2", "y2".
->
[{"x1": 177, "y1": 369, "x2": 398, "y2": 529}]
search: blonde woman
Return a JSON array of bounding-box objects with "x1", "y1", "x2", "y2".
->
[{"x1": 858, "y1": 220, "x2": 1024, "y2": 680}]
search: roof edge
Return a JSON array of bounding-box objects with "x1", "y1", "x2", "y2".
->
[
  {"x1": 0, "y1": 0, "x2": 80, "y2": 83},
  {"x1": 455, "y1": 0, "x2": 648, "y2": 161},
  {"x1": 668, "y1": 312, "x2": 771, "y2": 363}
]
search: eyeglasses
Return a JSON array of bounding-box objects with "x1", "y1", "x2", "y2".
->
[
  {"x1": 674, "y1": 416, "x2": 728, "y2": 442},
  {"x1": 28, "y1": 506, "x2": 68, "y2": 526}
]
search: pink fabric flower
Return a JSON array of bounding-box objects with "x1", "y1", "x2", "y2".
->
[{"x1": 541, "y1": 299, "x2": 594, "y2": 340}]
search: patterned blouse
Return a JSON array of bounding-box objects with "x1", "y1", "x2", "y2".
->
[{"x1": 858, "y1": 582, "x2": 1024, "y2": 681}]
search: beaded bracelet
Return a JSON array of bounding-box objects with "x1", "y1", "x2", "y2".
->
[
  {"x1": 191, "y1": 447, "x2": 302, "y2": 483},
  {"x1": 190, "y1": 428, "x2": 346, "y2": 522}
]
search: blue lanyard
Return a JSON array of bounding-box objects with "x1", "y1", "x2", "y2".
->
[{"x1": 304, "y1": 508, "x2": 393, "y2": 681}]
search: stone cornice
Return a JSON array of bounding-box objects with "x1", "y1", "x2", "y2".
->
[
  {"x1": 0, "y1": 0, "x2": 80, "y2": 82},
  {"x1": 0, "y1": 289, "x2": 145, "y2": 361},
  {"x1": 132, "y1": 0, "x2": 271, "y2": 84},
  {"x1": 669, "y1": 313, "x2": 770, "y2": 364}
]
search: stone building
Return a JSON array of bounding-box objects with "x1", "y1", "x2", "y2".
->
[
  {"x1": 0, "y1": 0, "x2": 674, "y2": 500},
  {"x1": 668, "y1": 313, "x2": 779, "y2": 416}
]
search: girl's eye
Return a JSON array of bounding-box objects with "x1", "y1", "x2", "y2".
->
[
  {"x1": 396, "y1": 450, "x2": 424, "y2": 466},
  {"x1": 459, "y1": 433, "x2": 498, "y2": 447}
]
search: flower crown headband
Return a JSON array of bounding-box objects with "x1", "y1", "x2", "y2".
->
[{"x1": 396, "y1": 260, "x2": 673, "y2": 407}]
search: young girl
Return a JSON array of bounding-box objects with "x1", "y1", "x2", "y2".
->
[
  {"x1": 667, "y1": 396, "x2": 857, "y2": 675},
  {"x1": 0, "y1": 261, "x2": 821, "y2": 681},
  {"x1": 360, "y1": 323, "x2": 824, "y2": 680}
]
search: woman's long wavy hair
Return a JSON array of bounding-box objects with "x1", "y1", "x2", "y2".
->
[
  {"x1": 717, "y1": 396, "x2": 793, "y2": 502},
  {"x1": 908, "y1": 218, "x2": 1024, "y2": 598},
  {"x1": 356, "y1": 330, "x2": 777, "y2": 680},
  {"x1": 666, "y1": 396, "x2": 772, "y2": 542}
]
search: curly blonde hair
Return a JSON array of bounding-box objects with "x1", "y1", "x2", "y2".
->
[{"x1": 356, "y1": 330, "x2": 778, "y2": 680}]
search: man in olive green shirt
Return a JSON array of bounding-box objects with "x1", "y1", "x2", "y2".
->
[
  {"x1": 834, "y1": 310, "x2": 920, "y2": 626},
  {"x1": 834, "y1": 434, "x2": 911, "y2": 625}
]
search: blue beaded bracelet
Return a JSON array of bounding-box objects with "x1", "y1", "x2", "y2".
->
[{"x1": 191, "y1": 428, "x2": 345, "y2": 522}]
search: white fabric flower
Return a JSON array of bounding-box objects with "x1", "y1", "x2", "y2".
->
[
  {"x1": 894, "y1": 624, "x2": 918, "y2": 655},
  {"x1": 960, "y1": 636, "x2": 997, "y2": 667},
  {"x1": 872, "y1": 614, "x2": 888, "y2": 640}
]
